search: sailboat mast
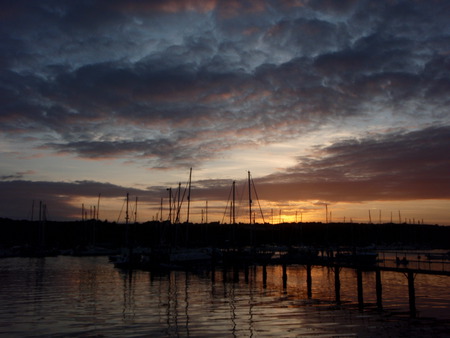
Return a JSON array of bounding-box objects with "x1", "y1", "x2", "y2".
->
[
  {"x1": 248, "y1": 171, "x2": 252, "y2": 224},
  {"x1": 125, "y1": 193, "x2": 130, "y2": 249},
  {"x1": 176, "y1": 182, "x2": 181, "y2": 223},
  {"x1": 187, "y1": 167, "x2": 192, "y2": 223},
  {"x1": 134, "y1": 196, "x2": 138, "y2": 223},
  {"x1": 97, "y1": 193, "x2": 101, "y2": 220},
  {"x1": 232, "y1": 180, "x2": 236, "y2": 224},
  {"x1": 167, "y1": 188, "x2": 172, "y2": 223},
  {"x1": 125, "y1": 193, "x2": 129, "y2": 224}
]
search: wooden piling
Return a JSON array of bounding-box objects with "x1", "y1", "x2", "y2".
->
[
  {"x1": 334, "y1": 266, "x2": 341, "y2": 305},
  {"x1": 211, "y1": 263, "x2": 215, "y2": 283},
  {"x1": 262, "y1": 264, "x2": 267, "y2": 288},
  {"x1": 233, "y1": 264, "x2": 239, "y2": 282},
  {"x1": 222, "y1": 265, "x2": 227, "y2": 283},
  {"x1": 282, "y1": 263, "x2": 287, "y2": 289},
  {"x1": 375, "y1": 269, "x2": 382, "y2": 309},
  {"x1": 306, "y1": 264, "x2": 312, "y2": 298},
  {"x1": 357, "y1": 269, "x2": 363, "y2": 309},
  {"x1": 408, "y1": 271, "x2": 416, "y2": 317}
]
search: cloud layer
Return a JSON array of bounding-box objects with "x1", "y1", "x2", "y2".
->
[
  {"x1": 256, "y1": 125, "x2": 450, "y2": 202},
  {"x1": 1, "y1": 0, "x2": 449, "y2": 221}
]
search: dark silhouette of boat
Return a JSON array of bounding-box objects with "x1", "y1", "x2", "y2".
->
[{"x1": 335, "y1": 249, "x2": 379, "y2": 266}]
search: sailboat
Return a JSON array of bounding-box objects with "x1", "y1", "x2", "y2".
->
[
  {"x1": 111, "y1": 169, "x2": 218, "y2": 270},
  {"x1": 222, "y1": 171, "x2": 273, "y2": 265},
  {"x1": 110, "y1": 193, "x2": 146, "y2": 269}
]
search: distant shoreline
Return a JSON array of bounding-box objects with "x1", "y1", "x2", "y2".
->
[{"x1": 1, "y1": 218, "x2": 449, "y2": 254}]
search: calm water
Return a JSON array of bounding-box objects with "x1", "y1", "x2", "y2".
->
[{"x1": 0, "y1": 256, "x2": 449, "y2": 337}]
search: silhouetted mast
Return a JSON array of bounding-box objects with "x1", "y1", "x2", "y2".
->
[
  {"x1": 160, "y1": 197, "x2": 163, "y2": 222},
  {"x1": 124, "y1": 193, "x2": 131, "y2": 249},
  {"x1": 248, "y1": 171, "x2": 252, "y2": 224},
  {"x1": 125, "y1": 193, "x2": 129, "y2": 224},
  {"x1": 175, "y1": 182, "x2": 181, "y2": 223},
  {"x1": 97, "y1": 193, "x2": 101, "y2": 220},
  {"x1": 187, "y1": 167, "x2": 192, "y2": 223},
  {"x1": 167, "y1": 188, "x2": 172, "y2": 223},
  {"x1": 134, "y1": 196, "x2": 138, "y2": 223},
  {"x1": 232, "y1": 180, "x2": 236, "y2": 224}
]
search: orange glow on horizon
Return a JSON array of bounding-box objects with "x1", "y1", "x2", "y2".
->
[{"x1": 66, "y1": 195, "x2": 450, "y2": 226}]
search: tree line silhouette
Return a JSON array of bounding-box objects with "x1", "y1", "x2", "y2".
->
[{"x1": 1, "y1": 218, "x2": 449, "y2": 254}]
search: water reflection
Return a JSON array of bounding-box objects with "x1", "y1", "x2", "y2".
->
[
  {"x1": 121, "y1": 270, "x2": 135, "y2": 321},
  {"x1": 0, "y1": 256, "x2": 449, "y2": 337}
]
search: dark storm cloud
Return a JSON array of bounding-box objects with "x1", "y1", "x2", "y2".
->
[
  {"x1": 255, "y1": 125, "x2": 450, "y2": 202},
  {"x1": 0, "y1": 0, "x2": 449, "y2": 167}
]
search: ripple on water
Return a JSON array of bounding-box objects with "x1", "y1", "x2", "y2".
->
[{"x1": 0, "y1": 256, "x2": 450, "y2": 337}]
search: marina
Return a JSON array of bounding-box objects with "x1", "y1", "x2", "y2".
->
[
  {"x1": 2, "y1": 1, "x2": 450, "y2": 336},
  {"x1": 0, "y1": 255, "x2": 449, "y2": 337},
  {"x1": 1, "y1": 214, "x2": 450, "y2": 335},
  {"x1": 110, "y1": 245, "x2": 450, "y2": 318}
]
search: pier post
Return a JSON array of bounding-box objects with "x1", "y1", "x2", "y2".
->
[
  {"x1": 357, "y1": 269, "x2": 363, "y2": 309},
  {"x1": 334, "y1": 266, "x2": 341, "y2": 305},
  {"x1": 262, "y1": 264, "x2": 267, "y2": 288},
  {"x1": 233, "y1": 264, "x2": 239, "y2": 283},
  {"x1": 375, "y1": 269, "x2": 382, "y2": 310},
  {"x1": 408, "y1": 272, "x2": 416, "y2": 318},
  {"x1": 244, "y1": 264, "x2": 249, "y2": 284},
  {"x1": 222, "y1": 265, "x2": 227, "y2": 283},
  {"x1": 306, "y1": 264, "x2": 312, "y2": 298},
  {"x1": 282, "y1": 263, "x2": 287, "y2": 289},
  {"x1": 211, "y1": 263, "x2": 216, "y2": 283}
]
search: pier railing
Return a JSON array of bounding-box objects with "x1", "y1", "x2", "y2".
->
[
  {"x1": 375, "y1": 250, "x2": 450, "y2": 274},
  {"x1": 220, "y1": 247, "x2": 450, "y2": 318}
]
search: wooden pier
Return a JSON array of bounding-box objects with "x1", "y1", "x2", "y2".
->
[
  {"x1": 219, "y1": 249, "x2": 450, "y2": 318},
  {"x1": 311, "y1": 261, "x2": 449, "y2": 317}
]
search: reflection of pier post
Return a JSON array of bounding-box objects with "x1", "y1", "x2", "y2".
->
[
  {"x1": 272, "y1": 256, "x2": 445, "y2": 319},
  {"x1": 233, "y1": 265, "x2": 239, "y2": 282},
  {"x1": 222, "y1": 265, "x2": 227, "y2": 283},
  {"x1": 306, "y1": 265, "x2": 312, "y2": 298},
  {"x1": 244, "y1": 264, "x2": 249, "y2": 283},
  {"x1": 376, "y1": 269, "x2": 382, "y2": 309},
  {"x1": 357, "y1": 269, "x2": 363, "y2": 309},
  {"x1": 211, "y1": 263, "x2": 215, "y2": 283},
  {"x1": 334, "y1": 267, "x2": 341, "y2": 305},
  {"x1": 408, "y1": 272, "x2": 416, "y2": 317}
]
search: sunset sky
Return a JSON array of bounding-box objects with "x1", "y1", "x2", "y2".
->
[{"x1": 1, "y1": 0, "x2": 449, "y2": 225}]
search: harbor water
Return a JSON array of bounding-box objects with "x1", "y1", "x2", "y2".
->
[{"x1": 0, "y1": 255, "x2": 449, "y2": 337}]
